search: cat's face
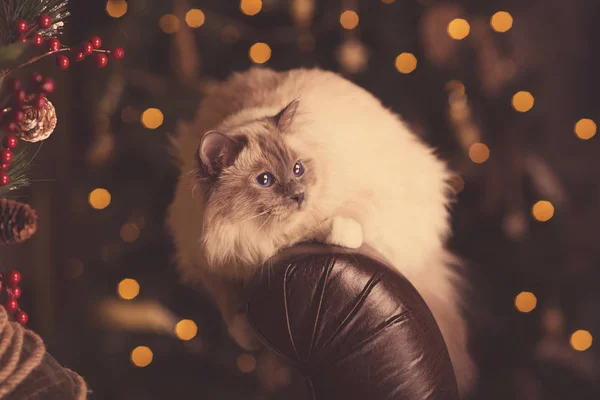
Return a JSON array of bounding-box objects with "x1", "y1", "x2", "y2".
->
[{"x1": 196, "y1": 100, "x2": 317, "y2": 227}]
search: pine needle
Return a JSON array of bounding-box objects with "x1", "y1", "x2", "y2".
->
[{"x1": 0, "y1": 149, "x2": 31, "y2": 198}]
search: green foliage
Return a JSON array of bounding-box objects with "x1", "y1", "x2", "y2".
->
[
  {"x1": 0, "y1": 149, "x2": 31, "y2": 198},
  {"x1": 0, "y1": 0, "x2": 70, "y2": 46}
]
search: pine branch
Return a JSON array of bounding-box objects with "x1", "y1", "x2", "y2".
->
[
  {"x1": 0, "y1": 0, "x2": 70, "y2": 46},
  {"x1": 0, "y1": 148, "x2": 31, "y2": 198}
]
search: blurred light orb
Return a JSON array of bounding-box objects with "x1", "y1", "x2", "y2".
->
[
  {"x1": 249, "y1": 42, "x2": 272, "y2": 64},
  {"x1": 491, "y1": 11, "x2": 513, "y2": 32},
  {"x1": 570, "y1": 330, "x2": 593, "y2": 351},
  {"x1": 185, "y1": 9, "x2": 205, "y2": 28},
  {"x1": 237, "y1": 353, "x2": 257, "y2": 373},
  {"x1": 515, "y1": 291, "x2": 537, "y2": 313},
  {"x1": 574, "y1": 118, "x2": 597, "y2": 140},
  {"x1": 448, "y1": 174, "x2": 465, "y2": 194},
  {"x1": 468, "y1": 142, "x2": 490, "y2": 164},
  {"x1": 131, "y1": 346, "x2": 153, "y2": 367},
  {"x1": 120, "y1": 223, "x2": 140, "y2": 243},
  {"x1": 340, "y1": 10, "x2": 359, "y2": 30},
  {"x1": 175, "y1": 319, "x2": 198, "y2": 341},
  {"x1": 240, "y1": 0, "x2": 262, "y2": 16},
  {"x1": 512, "y1": 91, "x2": 534, "y2": 112},
  {"x1": 447, "y1": 18, "x2": 470, "y2": 40},
  {"x1": 159, "y1": 14, "x2": 180, "y2": 34},
  {"x1": 89, "y1": 188, "x2": 111, "y2": 210},
  {"x1": 445, "y1": 80, "x2": 465, "y2": 95},
  {"x1": 106, "y1": 1, "x2": 128, "y2": 18},
  {"x1": 394, "y1": 53, "x2": 417, "y2": 74},
  {"x1": 141, "y1": 108, "x2": 164, "y2": 129},
  {"x1": 532, "y1": 200, "x2": 554, "y2": 222},
  {"x1": 118, "y1": 278, "x2": 140, "y2": 300}
]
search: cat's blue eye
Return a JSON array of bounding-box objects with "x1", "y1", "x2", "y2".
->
[
  {"x1": 293, "y1": 161, "x2": 305, "y2": 177},
  {"x1": 256, "y1": 172, "x2": 274, "y2": 187}
]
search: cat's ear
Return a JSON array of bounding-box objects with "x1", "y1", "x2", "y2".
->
[
  {"x1": 197, "y1": 131, "x2": 245, "y2": 178},
  {"x1": 274, "y1": 99, "x2": 299, "y2": 133}
]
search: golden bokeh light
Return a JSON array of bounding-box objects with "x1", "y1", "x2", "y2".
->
[
  {"x1": 120, "y1": 223, "x2": 140, "y2": 243},
  {"x1": 468, "y1": 142, "x2": 490, "y2": 164},
  {"x1": 118, "y1": 278, "x2": 140, "y2": 300},
  {"x1": 447, "y1": 18, "x2": 470, "y2": 40},
  {"x1": 89, "y1": 188, "x2": 111, "y2": 210},
  {"x1": 512, "y1": 91, "x2": 534, "y2": 112},
  {"x1": 490, "y1": 11, "x2": 513, "y2": 32},
  {"x1": 532, "y1": 200, "x2": 554, "y2": 222},
  {"x1": 131, "y1": 346, "x2": 153, "y2": 367},
  {"x1": 175, "y1": 319, "x2": 198, "y2": 341},
  {"x1": 515, "y1": 291, "x2": 537, "y2": 313},
  {"x1": 448, "y1": 175, "x2": 465, "y2": 194},
  {"x1": 185, "y1": 9, "x2": 205, "y2": 28},
  {"x1": 240, "y1": 0, "x2": 262, "y2": 16},
  {"x1": 159, "y1": 14, "x2": 180, "y2": 34},
  {"x1": 574, "y1": 118, "x2": 597, "y2": 140},
  {"x1": 249, "y1": 42, "x2": 271, "y2": 64},
  {"x1": 106, "y1": 1, "x2": 127, "y2": 18},
  {"x1": 340, "y1": 10, "x2": 359, "y2": 30},
  {"x1": 394, "y1": 53, "x2": 417, "y2": 74},
  {"x1": 236, "y1": 353, "x2": 256, "y2": 373},
  {"x1": 570, "y1": 330, "x2": 593, "y2": 351},
  {"x1": 141, "y1": 108, "x2": 164, "y2": 129},
  {"x1": 445, "y1": 80, "x2": 465, "y2": 95}
]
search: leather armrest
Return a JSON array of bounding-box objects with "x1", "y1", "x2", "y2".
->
[{"x1": 245, "y1": 243, "x2": 459, "y2": 400}]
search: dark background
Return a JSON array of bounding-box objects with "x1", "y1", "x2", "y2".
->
[{"x1": 2, "y1": 0, "x2": 600, "y2": 398}]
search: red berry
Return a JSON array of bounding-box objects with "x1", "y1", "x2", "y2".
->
[
  {"x1": 32, "y1": 72, "x2": 43, "y2": 84},
  {"x1": 33, "y1": 33, "x2": 44, "y2": 46},
  {"x1": 82, "y1": 41, "x2": 93, "y2": 55},
  {"x1": 16, "y1": 20, "x2": 28, "y2": 34},
  {"x1": 37, "y1": 14, "x2": 52, "y2": 29},
  {"x1": 75, "y1": 51, "x2": 85, "y2": 62},
  {"x1": 7, "y1": 270, "x2": 21, "y2": 286},
  {"x1": 96, "y1": 53, "x2": 109, "y2": 68},
  {"x1": 111, "y1": 47, "x2": 125, "y2": 60},
  {"x1": 56, "y1": 55, "x2": 70, "y2": 70},
  {"x1": 8, "y1": 286, "x2": 22, "y2": 299},
  {"x1": 5, "y1": 122, "x2": 17, "y2": 132},
  {"x1": 0, "y1": 164, "x2": 8, "y2": 171},
  {"x1": 1, "y1": 149, "x2": 13, "y2": 164},
  {"x1": 16, "y1": 310, "x2": 28, "y2": 325},
  {"x1": 40, "y1": 77, "x2": 55, "y2": 93},
  {"x1": 33, "y1": 95, "x2": 47, "y2": 109},
  {"x1": 6, "y1": 78, "x2": 22, "y2": 92},
  {"x1": 90, "y1": 35, "x2": 102, "y2": 49},
  {"x1": 0, "y1": 172, "x2": 9, "y2": 186},
  {"x1": 12, "y1": 111, "x2": 25, "y2": 122},
  {"x1": 13, "y1": 89, "x2": 26, "y2": 106},
  {"x1": 5, "y1": 299, "x2": 18, "y2": 313},
  {"x1": 3, "y1": 134, "x2": 17, "y2": 149},
  {"x1": 48, "y1": 38, "x2": 60, "y2": 52}
]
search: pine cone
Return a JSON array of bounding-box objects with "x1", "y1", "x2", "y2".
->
[
  {"x1": 0, "y1": 199, "x2": 38, "y2": 245},
  {"x1": 15, "y1": 100, "x2": 57, "y2": 143}
]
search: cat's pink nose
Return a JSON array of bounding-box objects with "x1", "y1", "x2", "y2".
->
[{"x1": 290, "y1": 192, "x2": 304, "y2": 206}]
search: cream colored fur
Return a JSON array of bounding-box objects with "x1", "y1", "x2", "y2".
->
[{"x1": 167, "y1": 67, "x2": 475, "y2": 394}]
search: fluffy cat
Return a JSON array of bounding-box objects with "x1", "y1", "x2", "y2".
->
[{"x1": 168, "y1": 67, "x2": 476, "y2": 394}]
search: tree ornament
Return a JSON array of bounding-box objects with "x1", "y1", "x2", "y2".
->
[
  {"x1": 16, "y1": 20, "x2": 28, "y2": 34},
  {"x1": 37, "y1": 14, "x2": 52, "y2": 29},
  {"x1": 15, "y1": 99, "x2": 57, "y2": 142},
  {"x1": 0, "y1": 199, "x2": 38, "y2": 244},
  {"x1": 48, "y1": 38, "x2": 61, "y2": 52},
  {"x1": 0, "y1": 172, "x2": 9, "y2": 186},
  {"x1": 111, "y1": 47, "x2": 125, "y2": 60},
  {"x1": 7, "y1": 270, "x2": 21, "y2": 286},
  {"x1": 96, "y1": 53, "x2": 109, "y2": 68},
  {"x1": 15, "y1": 310, "x2": 28, "y2": 325},
  {"x1": 4, "y1": 299, "x2": 18, "y2": 313},
  {"x1": 2, "y1": 134, "x2": 18, "y2": 149},
  {"x1": 90, "y1": 35, "x2": 102, "y2": 49},
  {"x1": 56, "y1": 55, "x2": 70, "y2": 69}
]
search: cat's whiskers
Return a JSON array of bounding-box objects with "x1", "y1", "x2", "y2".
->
[{"x1": 237, "y1": 209, "x2": 271, "y2": 225}]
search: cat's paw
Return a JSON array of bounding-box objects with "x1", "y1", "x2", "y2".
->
[
  {"x1": 227, "y1": 314, "x2": 261, "y2": 351},
  {"x1": 325, "y1": 217, "x2": 363, "y2": 249}
]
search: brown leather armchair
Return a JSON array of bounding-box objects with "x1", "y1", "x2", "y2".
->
[{"x1": 246, "y1": 244, "x2": 460, "y2": 400}]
